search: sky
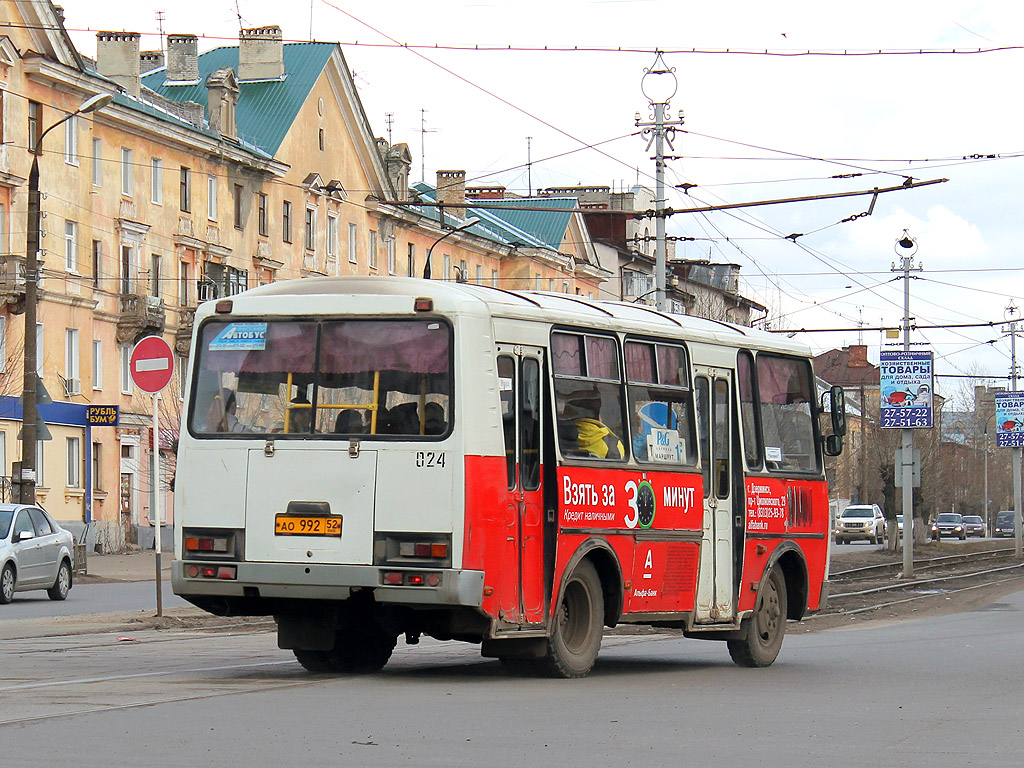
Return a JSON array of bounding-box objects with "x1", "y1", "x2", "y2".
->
[{"x1": 58, "y1": 0, "x2": 1024, "y2": 405}]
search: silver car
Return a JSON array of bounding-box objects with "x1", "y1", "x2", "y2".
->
[{"x1": 0, "y1": 504, "x2": 74, "y2": 604}]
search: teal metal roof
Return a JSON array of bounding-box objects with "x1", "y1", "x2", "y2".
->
[
  {"x1": 409, "y1": 183, "x2": 573, "y2": 253},
  {"x1": 473, "y1": 197, "x2": 577, "y2": 250},
  {"x1": 142, "y1": 43, "x2": 335, "y2": 156}
]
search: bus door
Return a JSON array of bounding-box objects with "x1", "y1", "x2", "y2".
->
[
  {"x1": 496, "y1": 346, "x2": 546, "y2": 625},
  {"x1": 693, "y1": 369, "x2": 736, "y2": 624}
]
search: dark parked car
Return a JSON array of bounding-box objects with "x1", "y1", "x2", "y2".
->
[
  {"x1": 0, "y1": 504, "x2": 74, "y2": 604},
  {"x1": 994, "y1": 510, "x2": 1017, "y2": 538},
  {"x1": 962, "y1": 515, "x2": 986, "y2": 538},
  {"x1": 931, "y1": 512, "x2": 966, "y2": 541}
]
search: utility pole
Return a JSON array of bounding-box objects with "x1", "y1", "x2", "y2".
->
[
  {"x1": 892, "y1": 232, "x2": 922, "y2": 577},
  {"x1": 526, "y1": 136, "x2": 532, "y2": 197},
  {"x1": 1004, "y1": 302, "x2": 1024, "y2": 558},
  {"x1": 636, "y1": 51, "x2": 684, "y2": 312},
  {"x1": 419, "y1": 109, "x2": 436, "y2": 184}
]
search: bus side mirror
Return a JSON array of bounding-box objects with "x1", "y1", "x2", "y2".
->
[
  {"x1": 829, "y1": 386, "x2": 846, "y2": 437},
  {"x1": 823, "y1": 434, "x2": 843, "y2": 457}
]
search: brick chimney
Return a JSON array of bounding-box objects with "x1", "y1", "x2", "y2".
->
[
  {"x1": 436, "y1": 170, "x2": 467, "y2": 210},
  {"x1": 140, "y1": 50, "x2": 164, "y2": 75},
  {"x1": 166, "y1": 34, "x2": 200, "y2": 83},
  {"x1": 238, "y1": 26, "x2": 284, "y2": 82},
  {"x1": 96, "y1": 32, "x2": 141, "y2": 97},
  {"x1": 847, "y1": 344, "x2": 869, "y2": 367}
]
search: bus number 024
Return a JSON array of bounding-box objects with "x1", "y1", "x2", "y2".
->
[{"x1": 416, "y1": 451, "x2": 446, "y2": 468}]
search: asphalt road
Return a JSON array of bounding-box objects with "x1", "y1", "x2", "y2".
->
[
  {"x1": 2, "y1": 587, "x2": 1022, "y2": 767},
  {"x1": 0, "y1": 579, "x2": 188, "y2": 619}
]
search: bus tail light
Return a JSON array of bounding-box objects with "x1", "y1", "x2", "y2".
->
[
  {"x1": 183, "y1": 528, "x2": 239, "y2": 558},
  {"x1": 375, "y1": 533, "x2": 452, "y2": 567},
  {"x1": 381, "y1": 571, "x2": 442, "y2": 587},
  {"x1": 187, "y1": 564, "x2": 237, "y2": 580}
]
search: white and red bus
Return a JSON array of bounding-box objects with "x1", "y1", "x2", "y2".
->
[{"x1": 172, "y1": 276, "x2": 845, "y2": 677}]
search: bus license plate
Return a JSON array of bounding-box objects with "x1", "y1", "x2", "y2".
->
[{"x1": 274, "y1": 515, "x2": 342, "y2": 536}]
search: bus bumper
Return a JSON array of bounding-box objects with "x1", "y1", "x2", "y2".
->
[{"x1": 172, "y1": 560, "x2": 485, "y2": 609}]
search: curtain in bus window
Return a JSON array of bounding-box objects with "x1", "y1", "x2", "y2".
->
[
  {"x1": 656, "y1": 344, "x2": 686, "y2": 387},
  {"x1": 551, "y1": 332, "x2": 582, "y2": 376},
  {"x1": 585, "y1": 335, "x2": 618, "y2": 380},
  {"x1": 737, "y1": 350, "x2": 763, "y2": 470},
  {"x1": 756, "y1": 355, "x2": 817, "y2": 473},
  {"x1": 624, "y1": 341, "x2": 656, "y2": 383}
]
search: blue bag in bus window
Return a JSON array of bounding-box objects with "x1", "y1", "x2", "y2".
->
[{"x1": 634, "y1": 400, "x2": 682, "y2": 462}]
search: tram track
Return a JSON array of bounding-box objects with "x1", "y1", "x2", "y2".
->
[{"x1": 816, "y1": 544, "x2": 1024, "y2": 622}]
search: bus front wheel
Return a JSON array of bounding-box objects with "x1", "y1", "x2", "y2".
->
[
  {"x1": 538, "y1": 559, "x2": 604, "y2": 678},
  {"x1": 728, "y1": 567, "x2": 787, "y2": 668}
]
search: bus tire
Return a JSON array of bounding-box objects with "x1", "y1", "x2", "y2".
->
[
  {"x1": 538, "y1": 559, "x2": 603, "y2": 678},
  {"x1": 293, "y1": 649, "x2": 334, "y2": 672},
  {"x1": 327, "y1": 629, "x2": 395, "y2": 673},
  {"x1": 728, "y1": 567, "x2": 787, "y2": 668}
]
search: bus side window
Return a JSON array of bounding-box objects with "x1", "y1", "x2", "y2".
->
[
  {"x1": 737, "y1": 350, "x2": 763, "y2": 471},
  {"x1": 520, "y1": 357, "x2": 541, "y2": 491},
  {"x1": 696, "y1": 377, "x2": 711, "y2": 496}
]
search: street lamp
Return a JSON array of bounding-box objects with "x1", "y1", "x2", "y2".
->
[
  {"x1": 20, "y1": 92, "x2": 113, "y2": 503},
  {"x1": 423, "y1": 216, "x2": 481, "y2": 281}
]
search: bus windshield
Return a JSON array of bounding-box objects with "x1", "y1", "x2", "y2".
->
[{"x1": 189, "y1": 318, "x2": 452, "y2": 438}]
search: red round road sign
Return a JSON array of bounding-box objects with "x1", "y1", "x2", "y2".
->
[{"x1": 130, "y1": 336, "x2": 174, "y2": 393}]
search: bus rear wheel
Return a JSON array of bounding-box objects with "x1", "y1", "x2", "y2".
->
[
  {"x1": 293, "y1": 629, "x2": 396, "y2": 674},
  {"x1": 728, "y1": 567, "x2": 787, "y2": 668},
  {"x1": 538, "y1": 559, "x2": 603, "y2": 678}
]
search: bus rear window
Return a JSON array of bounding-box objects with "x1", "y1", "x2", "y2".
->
[{"x1": 190, "y1": 318, "x2": 451, "y2": 438}]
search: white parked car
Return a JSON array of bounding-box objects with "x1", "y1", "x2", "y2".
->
[
  {"x1": 0, "y1": 504, "x2": 75, "y2": 604},
  {"x1": 835, "y1": 504, "x2": 886, "y2": 545}
]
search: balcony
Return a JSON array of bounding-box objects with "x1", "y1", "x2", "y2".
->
[
  {"x1": 175, "y1": 306, "x2": 196, "y2": 355},
  {"x1": 117, "y1": 293, "x2": 166, "y2": 345},
  {"x1": 0, "y1": 254, "x2": 26, "y2": 312}
]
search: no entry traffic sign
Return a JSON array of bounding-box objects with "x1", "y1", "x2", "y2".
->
[{"x1": 130, "y1": 336, "x2": 174, "y2": 393}]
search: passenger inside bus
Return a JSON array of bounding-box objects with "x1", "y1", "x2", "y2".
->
[
  {"x1": 334, "y1": 409, "x2": 367, "y2": 434},
  {"x1": 423, "y1": 402, "x2": 446, "y2": 435},
  {"x1": 204, "y1": 388, "x2": 243, "y2": 433},
  {"x1": 558, "y1": 389, "x2": 625, "y2": 460},
  {"x1": 287, "y1": 395, "x2": 314, "y2": 433}
]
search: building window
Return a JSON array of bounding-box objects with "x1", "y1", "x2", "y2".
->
[
  {"x1": 64, "y1": 220, "x2": 77, "y2": 273},
  {"x1": 207, "y1": 175, "x2": 218, "y2": 220},
  {"x1": 304, "y1": 208, "x2": 316, "y2": 251},
  {"x1": 35, "y1": 440, "x2": 44, "y2": 488},
  {"x1": 368, "y1": 230, "x2": 377, "y2": 269},
  {"x1": 179, "y1": 166, "x2": 191, "y2": 212},
  {"x1": 459, "y1": 259, "x2": 467, "y2": 282},
  {"x1": 258, "y1": 193, "x2": 268, "y2": 236},
  {"x1": 179, "y1": 261, "x2": 190, "y2": 306},
  {"x1": 120, "y1": 345, "x2": 132, "y2": 393},
  {"x1": 66, "y1": 437, "x2": 81, "y2": 488},
  {"x1": 404, "y1": 242, "x2": 413, "y2": 277},
  {"x1": 120, "y1": 244, "x2": 135, "y2": 295},
  {"x1": 535, "y1": 273, "x2": 541, "y2": 291},
  {"x1": 476, "y1": 265, "x2": 483, "y2": 284},
  {"x1": 151, "y1": 158, "x2": 162, "y2": 203},
  {"x1": 28, "y1": 100, "x2": 41, "y2": 154},
  {"x1": 318, "y1": 128, "x2": 325, "y2": 151},
  {"x1": 36, "y1": 322, "x2": 43, "y2": 375},
  {"x1": 121, "y1": 148, "x2": 133, "y2": 196},
  {"x1": 92, "y1": 441, "x2": 102, "y2": 491},
  {"x1": 93, "y1": 339, "x2": 103, "y2": 390},
  {"x1": 492, "y1": 269, "x2": 498, "y2": 288},
  {"x1": 151, "y1": 253, "x2": 161, "y2": 298},
  {"x1": 326, "y1": 214, "x2": 338, "y2": 259},
  {"x1": 443, "y1": 254, "x2": 450, "y2": 281},
  {"x1": 548, "y1": 278, "x2": 555, "y2": 291},
  {"x1": 65, "y1": 328, "x2": 80, "y2": 394},
  {"x1": 0, "y1": 316, "x2": 6, "y2": 374},
  {"x1": 92, "y1": 138, "x2": 102, "y2": 186},
  {"x1": 64, "y1": 114, "x2": 78, "y2": 164},
  {"x1": 233, "y1": 184, "x2": 243, "y2": 229},
  {"x1": 348, "y1": 223, "x2": 357, "y2": 264},
  {"x1": 282, "y1": 200, "x2": 292, "y2": 243}
]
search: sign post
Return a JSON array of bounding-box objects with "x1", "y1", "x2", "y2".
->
[{"x1": 130, "y1": 336, "x2": 174, "y2": 617}]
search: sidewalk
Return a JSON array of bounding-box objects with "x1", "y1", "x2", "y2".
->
[{"x1": 78, "y1": 549, "x2": 172, "y2": 583}]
